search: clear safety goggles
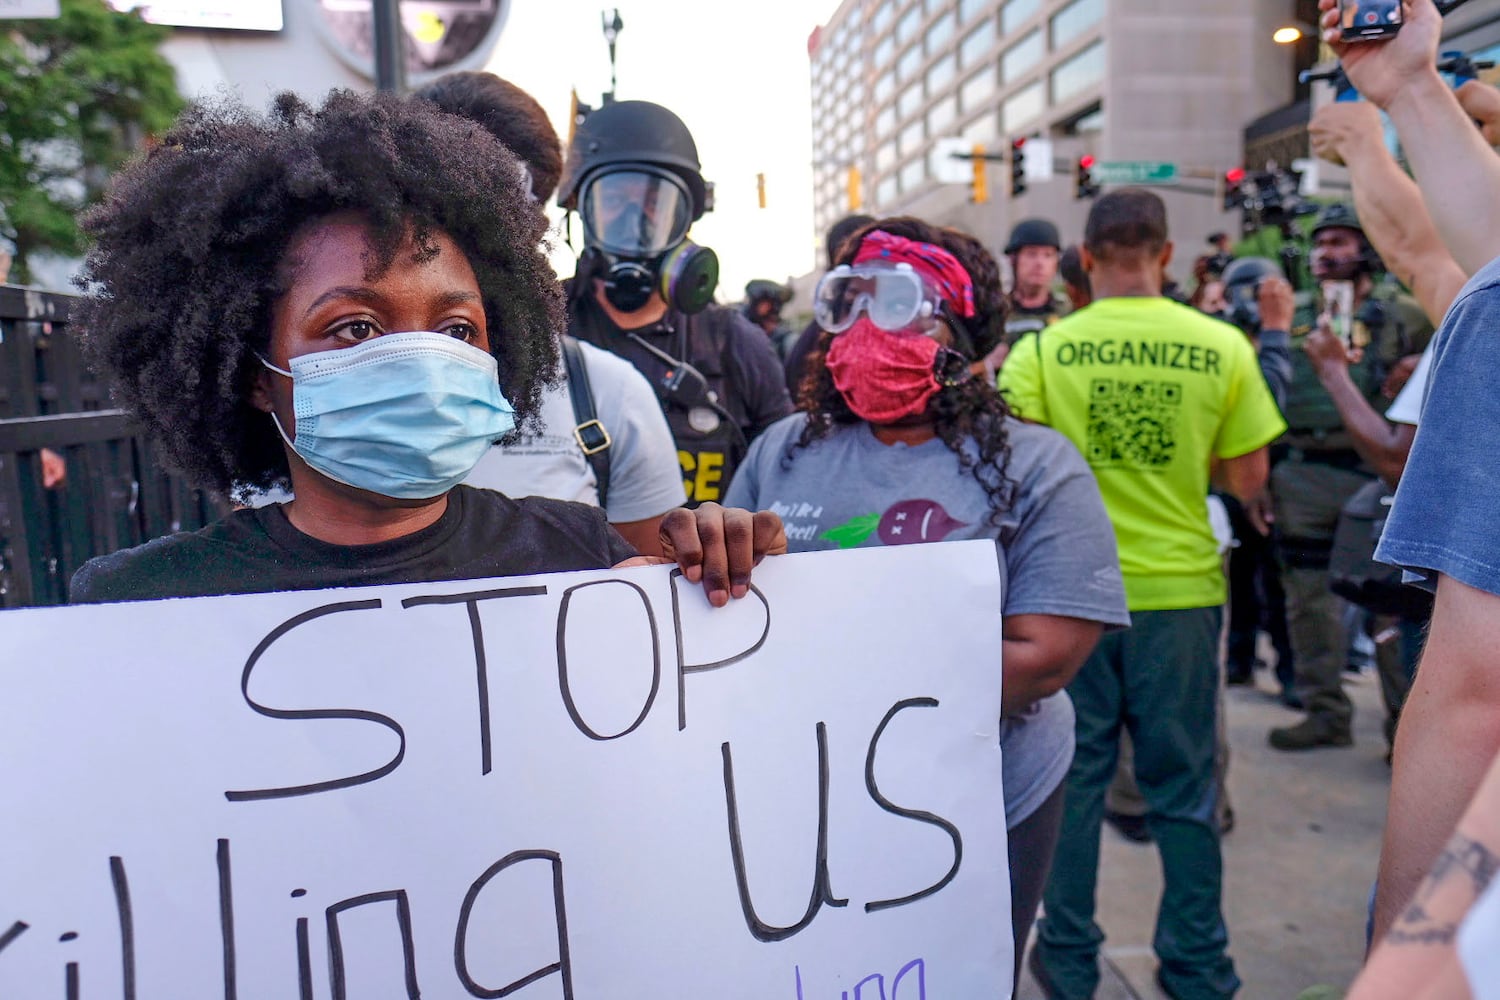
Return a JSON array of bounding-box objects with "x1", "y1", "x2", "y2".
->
[
  {"x1": 814, "y1": 262, "x2": 947, "y2": 335},
  {"x1": 580, "y1": 166, "x2": 693, "y2": 256}
]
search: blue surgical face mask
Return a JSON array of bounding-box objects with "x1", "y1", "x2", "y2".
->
[{"x1": 260, "y1": 331, "x2": 516, "y2": 500}]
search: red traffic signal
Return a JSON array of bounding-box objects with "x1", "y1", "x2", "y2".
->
[
  {"x1": 1074, "y1": 155, "x2": 1099, "y2": 200},
  {"x1": 1222, "y1": 167, "x2": 1247, "y2": 211}
]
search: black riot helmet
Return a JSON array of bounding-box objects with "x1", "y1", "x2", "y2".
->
[
  {"x1": 1221, "y1": 256, "x2": 1284, "y2": 333},
  {"x1": 1311, "y1": 202, "x2": 1382, "y2": 276},
  {"x1": 558, "y1": 100, "x2": 708, "y2": 220},
  {"x1": 1311, "y1": 202, "x2": 1363, "y2": 241},
  {"x1": 1004, "y1": 218, "x2": 1062, "y2": 255},
  {"x1": 561, "y1": 100, "x2": 718, "y2": 314}
]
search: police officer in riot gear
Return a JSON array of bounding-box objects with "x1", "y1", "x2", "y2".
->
[
  {"x1": 1003, "y1": 218, "x2": 1072, "y2": 347},
  {"x1": 559, "y1": 100, "x2": 793, "y2": 505},
  {"x1": 1267, "y1": 204, "x2": 1432, "y2": 751},
  {"x1": 742, "y1": 279, "x2": 797, "y2": 362}
]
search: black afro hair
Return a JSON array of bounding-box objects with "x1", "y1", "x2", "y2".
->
[{"x1": 75, "y1": 88, "x2": 563, "y2": 501}]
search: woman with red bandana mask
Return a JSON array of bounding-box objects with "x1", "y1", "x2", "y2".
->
[{"x1": 724, "y1": 217, "x2": 1129, "y2": 989}]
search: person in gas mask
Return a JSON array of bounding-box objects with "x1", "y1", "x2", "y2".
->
[
  {"x1": 1267, "y1": 204, "x2": 1432, "y2": 752},
  {"x1": 558, "y1": 100, "x2": 793, "y2": 506}
]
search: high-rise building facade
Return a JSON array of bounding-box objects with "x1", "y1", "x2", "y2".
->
[{"x1": 808, "y1": 0, "x2": 1300, "y2": 266}]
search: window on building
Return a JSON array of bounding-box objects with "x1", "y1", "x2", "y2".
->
[
  {"x1": 876, "y1": 105, "x2": 898, "y2": 137},
  {"x1": 959, "y1": 17, "x2": 996, "y2": 68},
  {"x1": 874, "y1": 68, "x2": 897, "y2": 102},
  {"x1": 896, "y1": 4, "x2": 922, "y2": 44},
  {"x1": 872, "y1": 0, "x2": 895, "y2": 33},
  {"x1": 961, "y1": 111, "x2": 1000, "y2": 148},
  {"x1": 926, "y1": 10, "x2": 955, "y2": 51},
  {"x1": 1001, "y1": 80, "x2": 1044, "y2": 132},
  {"x1": 899, "y1": 156, "x2": 927, "y2": 193},
  {"x1": 898, "y1": 42, "x2": 924, "y2": 81},
  {"x1": 899, "y1": 119, "x2": 925, "y2": 157},
  {"x1": 927, "y1": 93, "x2": 958, "y2": 136},
  {"x1": 1074, "y1": 103, "x2": 1110, "y2": 131},
  {"x1": 1001, "y1": 30, "x2": 1043, "y2": 84},
  {"x1": 897, "y1": 80, "x2": 924, "y2": 119},
  {"x1": 1000, "y1": 0, "x2": 1041, "y2": 34},
  {"x1": 876, "y1": 174, "x2": 898, "y2": 206},
  {"x1": 959, "y1": 66, "x2": 996, "y2": 112},
  {"x1": 876, "y1": 139, "x2": 898, "y2": 171},
  {"x1": 959, "y1": 0, "x2": 990, "y2": 24},
  {"x1": 875, "y1": 34, "x2": 896, "y2": 67},
  {"x1": 927, "y1": 52, "x2": 957, "y2": 94},
  {"x1": 1050, "y1": 40, "x2": 1104, "y2": 105},
  {"x1": 1051, "y1": 0, "x2": 1104, "y2": 49}
]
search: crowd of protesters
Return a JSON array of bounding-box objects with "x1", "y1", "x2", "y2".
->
[{"x1": 33, "y1": 0, "x2": 1500, "y2": 994}]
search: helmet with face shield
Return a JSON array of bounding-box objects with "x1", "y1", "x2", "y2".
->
[
  {"x1": 560, "y1": 101, "x2": 718, "y2": 313},
  {"x1": 579, "y1": 166, "x2": 694, "y2": 258}
]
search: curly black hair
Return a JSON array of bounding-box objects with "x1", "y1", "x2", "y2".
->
[
  {"x1": 74, "y1": 89, "x2": 562, "y2": 502},
  {"x1": 415, "y1": 71, "x2": 563, "y2": 203},
  {"x1": 793, "y1": 216, "x2": 1017, "y2": 517}
]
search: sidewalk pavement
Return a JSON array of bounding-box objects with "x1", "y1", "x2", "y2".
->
[{"x1": 1017, "y1": 668, "x2": 1391, "y2": 999}]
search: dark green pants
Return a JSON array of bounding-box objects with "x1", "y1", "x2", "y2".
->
[
  {"x1": 1037, "y1": 607, "x2": 1239, "y2": 999},
  {"x1": 1272, "y1": 459, "x2": 1371, "y2": 734}
]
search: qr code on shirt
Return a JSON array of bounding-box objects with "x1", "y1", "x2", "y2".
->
[{"x1": 1086, "y1": 379, "x2": 1182, "y2": 468}]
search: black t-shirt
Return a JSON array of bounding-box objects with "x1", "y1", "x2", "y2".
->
[
  {"x1": 69, "y1": 486, "x2": 637, "y2": 604},
  {"x1": 568, "y1": 297, "x2": 793, "y2": 505}
]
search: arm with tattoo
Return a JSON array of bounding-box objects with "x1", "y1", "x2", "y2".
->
[{"x1": 1349, "y1": 747, "x2": 1500, "y2": 999}]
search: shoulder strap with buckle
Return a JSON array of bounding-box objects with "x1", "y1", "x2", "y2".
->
[{"x1": 560, "y1": 335, "x2": 613, "y2": 510}]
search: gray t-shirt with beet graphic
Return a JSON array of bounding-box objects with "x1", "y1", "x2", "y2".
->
[{"x1": 725, "y1": 413, "x2": 1129, "y2": 828}]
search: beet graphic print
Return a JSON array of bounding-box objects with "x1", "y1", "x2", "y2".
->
[
  {"x1": 878, "y1": 499, "x2": 968, "y2": 544},
  {"x1": 818, "y1": 500, "x2": 970, "y2": 549}
]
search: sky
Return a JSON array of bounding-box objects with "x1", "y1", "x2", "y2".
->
[{"x1": 483, "y1": 0, "x2": 845, "y2": 300}]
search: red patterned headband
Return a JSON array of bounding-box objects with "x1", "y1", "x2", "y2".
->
[{"x1": 852, "y1": 230, "x2": 977, "y2": 319}]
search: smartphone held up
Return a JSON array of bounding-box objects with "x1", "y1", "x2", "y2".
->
[{"x1": 1339, "y1": 0, "x2": 1404, "y2": 42}]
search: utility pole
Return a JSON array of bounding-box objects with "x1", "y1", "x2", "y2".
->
[
  {"x1": 372, "y1": 0, "x2": 407, "y2": 93},
  {"x1": 601, "y1": 8, "x2": 623, "y2": 104}
]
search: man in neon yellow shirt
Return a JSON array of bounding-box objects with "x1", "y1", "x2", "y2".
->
[{"x1": 1002, "y1": 189, "x2": 1285, "y2": 1000}]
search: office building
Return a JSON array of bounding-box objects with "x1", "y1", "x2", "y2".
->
[{"x1": 808, "y1": 0, "x2": 1304, "y2": 266}]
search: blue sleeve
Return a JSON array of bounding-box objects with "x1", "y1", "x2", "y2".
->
[
  {"x1": 1377, "y1": 275, "x2": 1500, "y2": 595},
  {"x1": 1256, "y1": 329, "x2": 1292, "y2": 415}
]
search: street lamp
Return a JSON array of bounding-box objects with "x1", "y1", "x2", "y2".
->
[
  {"x1": 602, "y1": 8, "x2": 623, "y2": 102},
  {"x1": 1273, "y1": 22, "x2": 1315, "y2": 44}
]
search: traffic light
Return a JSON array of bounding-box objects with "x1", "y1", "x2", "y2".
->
[
  {"x1": 847, "y1": 165, "x2": 863, "y2": 212},
  {"x1": 971, "y1": 144, "x2": 989, "y2": 204},
  {"x1": 756, "y1": 172, "x2": 767, "y2": 209},
  {"x1": 1010, "y1": 138, "x2": 1027, "y2": 198},
  {"x1": 1074, "y1": 154, "x2": 1099, "y2": 200},
  {"x1": 1221, "y1": 167, "x2": 1247, "y2": 211}
]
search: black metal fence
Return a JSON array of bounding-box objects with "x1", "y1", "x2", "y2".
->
[{"x1": 0, "y1": 284, "x2": 226, "y2": 608}]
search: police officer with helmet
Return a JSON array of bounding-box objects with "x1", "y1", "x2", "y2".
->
[
  {"x1": 742, "y1": 279, "x2": 797, "y2": 362},
  {"x1": 1267, "y1": 203, "x2": 1432, "y2": 751},
  {"x1": 1003, "y1": 218, "x2": 1073, "y2": 347},
  {"x1": 559, "y1": 100, "x2": 792, "y2": 506}
]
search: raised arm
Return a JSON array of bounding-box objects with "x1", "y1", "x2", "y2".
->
[
  {"x1": 1310, "y1": 99, "x2": 1471, "y2": 325},
  {"x1": 1319, "y1": 0, "x2": 1500, "y2": 273}
]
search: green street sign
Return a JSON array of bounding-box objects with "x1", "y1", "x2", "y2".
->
[{"x1": 1093, "y1": 161, "x2": 1178, "y2": 185}]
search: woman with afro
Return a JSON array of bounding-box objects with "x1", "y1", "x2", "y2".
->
[
  {"x1": 69, "y1": 90, "x2": 780, "y2": 605},
  {"x1": 722, "y1": 217, "x2": 1129, "y2": 987}
]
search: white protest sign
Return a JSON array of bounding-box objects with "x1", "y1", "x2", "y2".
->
[{"x1": 0, "y1": 542, "x2": 1010, "y2": 997}]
